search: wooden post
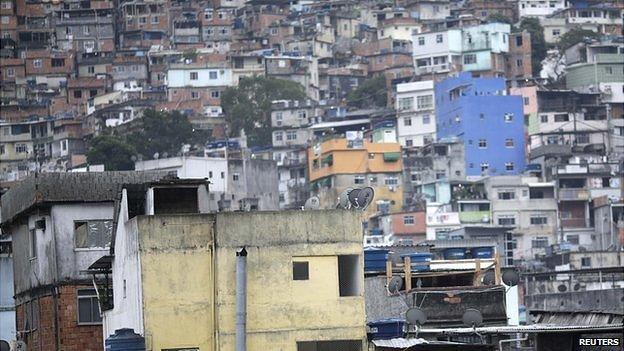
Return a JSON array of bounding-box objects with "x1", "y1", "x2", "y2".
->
[
  {"x1": 386, "y1": 260, "x2": 393, "y2": 285},
  {"x1": 474, "y1": 259, "x2": 481, "y2": 286},
  {"x1": 404, "y1": 256, "x2": 412, "y2": 292}
]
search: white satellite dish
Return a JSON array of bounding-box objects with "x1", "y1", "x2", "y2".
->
[{"x1": 304, "y1": 196, "x2": 320, "y2": 210}]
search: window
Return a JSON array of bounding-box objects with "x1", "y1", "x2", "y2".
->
[
  {"x1": 505, "y1": 138, "x2": 514, "y2": 147},
  {"x1": 209, "y1": 71, "x2": 218, "y2": 79},
  {"x1": 576, "y1": 133, "x2": 589, "y2": 144},
  {"x1": 554, "y1": 113, "x2": 569, "y2": 122},
  {"x1": 403, "y1": 117, "x2": 412, "y2": 126},
  {"x1": 89, "y1": 89, "x2": 97, "y2": 98},
  {"x1": 605, "y1": 67, "x2": 613, "y2": 75},
  {"x1": 531, "y1": 236, "x2": 549, "y2": 248},
  {"x1": 151, "y1": 16, "x2": 159, "y2": 24},
  {"x1": 505, "y1": 162, "x2": 514, "y2": 171},
  {"x1": 33, "y1": 59, "x2": 42, "y2": 68},
  {"x1": 275, "y1": 131, "x2": 283, "y2": 141},
  {"x1": 498, "y1": 190, "x2": 515, "y2": 200},
  {"x1": 74, "y1": 220, "x2": 113, "y2": 249},
  {"x1": 191, "y1": 91, "x2": 200, "y2": 100},
  {"x1": 523, "y1": 97, "x2": 529, "y2": 106},
  {"x1": 403, "y1": 215, "x2": 415, "y2": 225},
  {"x1": 478, "y1": 139, "x2": 487, "y2": 148},
  {"x1": 15, "y1": 144, "x2": 27, "y2": 153},
  {"x1": 567, "y1": 234, "x2": 579, "y2": 245},
  {"x1": 1, "y1": 15, "x2": 9, "y2": 24},
  {"x1": 232, "y1": 173, "x2": 239, "y2": 181},
  {"x1": 87, "y1": 66, "x2": 95, "y2": 74},
  {"x1": 405, "y1": 139, "x2": 413, "y2": 147},
  {"x1": 338, "y1": 255, "x2": 360, "y2": 296},
  {"x1": 480, "y1": 162, "x2": 489, "y2": 173},
  {"x1": 354, "y1": 176, "x2": 365, "y2": 184},
  {"x1": 29, "y1": 229, "x2": 37, "y2": 258},
  {"x1": 77, "y1": 289, "x2": 102, "y2": 324},
  {"x1": 581, "y1": 257, "x2": 591, "y2": 268},
  {"x1": 418, "y1": 36, "x2": 425, "y2": 45},
  {"x1": 384, "y1": 177, "x2": 398, "y2": 186},
  {"x1": 398, "y1": 97, "x2": 413, "y2": 110},
  {"x1": 464, "y1": 54, "x2": 476, "y2": 64},
  {"x1": 498, "y1": 216, "x2": 516, "y2": 226},
  {"x1": 220, "y1": 172, "x2": 225, "y2": 179},
  {"x1": 436, "y1": 34, "x2": 443, "y2": 43},
  {"x1": 297, "y1": 110, "x2": 306, "y2": 119},
  {"x1": 292, "y1": 261, "x2": 309, "y2": 280},
  {"x1": 190, "y1": 72, "x2": 198, "y2": 80},
  {"x1": 286, "y1": 131, "x2": 297, "y2": 140},
  {"x1": 552, "y1": 29, "x2": 561, "y2": 36},
  {"x1": 139, "y1": 16, "x2": 146, "y2": 24},
  {"x1": 6, "y1": 67, "x2": 14, "y2": 77},
  {"x1": 416, "y1": 95, "x2": 433, "y2": 110},
  {"x1": 0, "y1": 145, "x2": 4, "y2": 154},
  {"x1": 480, "y1": 113, "x2": 485, "y2": 120},
  {"x1": 540, "y1": 115, "x2": 548, "y2": 123},
  {"x1": 530, "y1": 216, "x2": 548, "y2": 225},
  {"x1": 423, "y1": 115, "x2": 431, "y2": 124},
  {"x1": 51, "y1": 58, "x2": 64, "y2": 67},
  {"x1": 504, "y1": 113, "x2": 514, "y2": 122},
  {"x1": 211, "y1": 90, "x2": 220, "y2": 98},
  {"x1": 83, "y1": 25, "x2": 90, "y2": 35},
  {"x1": 516, "y1": 59, "x2": 523, "y2": 67},
  {"x1": 515, "y1": 35, "x2": 523, "y2": 47}
]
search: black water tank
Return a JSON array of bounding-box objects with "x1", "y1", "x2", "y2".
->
[{"x1": 105, "y1": 329, "x2": 145, "y2": 351}]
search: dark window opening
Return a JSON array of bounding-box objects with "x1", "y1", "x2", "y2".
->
[
  {"x1": 297, "y1": 340, "x2": 361, "y2": 351},
  {"x1": 153, "y1": 187, "x2": 199, "y2": 214},
  {"x1": 77, "y1": 289, "x2": 102, "y2": 324},
  {"x1": 293, "y1": 261, "x2": 309, "y2": 280},
  {"x1": 338, "y1": 255, "x2": 360, "y2": 297}
]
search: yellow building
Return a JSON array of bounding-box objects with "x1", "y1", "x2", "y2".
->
[
  {"x1": 307, "y1": 137, "x2": 404, "y2": 216},
  {"x1": 99, "y1": 182, "x2": 366, "y2": 351}
]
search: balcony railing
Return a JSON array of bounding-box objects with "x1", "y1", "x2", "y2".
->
[
  {"x1": 459, "y1": 211, "x2": 490, "y2": 224},
  {"x1": 558, "y1": 188, "x2": 589, "y2": 201},
  {"x1": 561, "y1": 218, "x2": 587, "y2": 228}
]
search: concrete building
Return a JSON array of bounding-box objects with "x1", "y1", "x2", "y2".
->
[
  {"x1": 485, "y1": 176, "x2": 559, "y2": 262},
  {"x1": 0, "y1": 171, "x2": 167, "y2": 351},
  {"x1": 0, "y1": 236, "x2": 15, "y2": 346},
  {"x1": 518, "y1": 0, "x2": 566, "y2": 18},
  {"x1": 395, "y1": 81, "x2": 436, "y2": 148},
  {"x1": 307, "y1": 137, "x2": 404, "y2": 217},
  {"x1": 435, "y1": 73, "x2": 526, "y2": 177},
  {"x1": 97, "y1": 183, "x2": 366, "y2": 350},
  {"x1": 412, "y1": 22, "x2": 510, "y2": 77}
]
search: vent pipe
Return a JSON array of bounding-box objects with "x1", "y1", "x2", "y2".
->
[{"x1": 235, "y1": 247, "x2": 248, "y2": 351}]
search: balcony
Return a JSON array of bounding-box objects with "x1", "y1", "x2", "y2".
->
[
  {"x1": 427, "y1": 212, "x2": 460, "y2": 226},
  {"x1": 415, "y1": 63, "x2": 450, "y2": 75},
  {"x1": 561, "y1": 218, "x2": 587, "y2": 228},
  {"x1": 370, "y1": 228, "x2": 383, "y2": 236},
  {"x1": 459, "y1": 211, "x2": 490, "y2": 224},
  {"x1": 558, "y1": 188, "x2": 589, "y2": 201}
]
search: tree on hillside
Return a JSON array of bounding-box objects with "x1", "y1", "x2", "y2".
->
[
  {"x1": 346, "y1": 75, "x2": 387, "y2": 109},
  {"x1": 519, "y1": 18, "x2": 547, "y2": 77},
  {"x1": 557, "y1": 28, "x2": 601, "y2": 50},
  {"x1": 487, "y1": 13, "x2": 513, "y2": 26},
  {"x1": 87, "y1": 135, "x2": 136, "y2": 171},
  {"x1": 125, "y1": 109, "x2": 205, "y2": 158},
  {"x1": 221, "y1": 76, "x2": 307, "y2": 147}
]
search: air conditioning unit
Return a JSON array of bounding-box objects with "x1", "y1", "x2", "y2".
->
[{"x1": 388, "y1": 186, "x2": 396, "y2": 192}]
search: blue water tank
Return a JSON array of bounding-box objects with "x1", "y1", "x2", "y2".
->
[
  {"x1": 443, "y1": 248, "x2": 466, "y2": 260},
  {"x1": 105, "y1": 329, "x2": 146, "y2": 351},
  {"x1": 368, "y1": 318, "x2": 406, "y2": 340},
  {"x1": 400, "y1": 252, "x2": 432, "y2": 271},
  {"x1": 471, "y1": 247, "x2": 494, "y2": 259},
  {"x1": 364, "y1": 248, "x2": 389, "y2": 272}
]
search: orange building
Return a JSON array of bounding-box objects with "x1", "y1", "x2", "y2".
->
[{"x1": 307, "y1": 137, "x2": 404, "y2": 216}]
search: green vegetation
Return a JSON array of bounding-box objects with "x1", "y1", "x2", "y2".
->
[
  {"x1": 221, "y1": 76, "x2": 307, "y2": 147},
  {"x1": 346, "y1": 75, "x2": 387, "y2": 109},
  {"x1": 557, "y1": 28, "x2": 601, "y2": 50},
  {"x1": 87, "y1": 109, "x2": 209, "y2": 170}
]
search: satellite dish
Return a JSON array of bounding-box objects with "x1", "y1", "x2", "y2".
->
[
  {"x1": 304, "y1": 196, "x2": 320, "y2": 210},
  {"x1": 153, "y1": 152, "x2": 159, "y2": 159},
  {"x1": 502, "y1": 269, "x2": 520, "y2": 287},
  {"x1": 337, "y1": 188, "x2": 353, "y2": 209},
  {"x1": 12, "y1": 341, "x2": 26, "y2": 351},
  {"x1": 387, "y1": 276, "x2": 403, "y2": 294},
  {"x1": 0, "y1": 340, "x2": 9, "y2": 351},
  {"x1": 462, "y1": 309, "x2": 483, "y2": 328},
  {"x1": 406, "y1": 307, "x2": 427, "y2": 326},
  {"x1": 481, "y1": 271, "x2": 496, "y2": 286},
  {"x1": 348, "y1": 187, "x2": 374, "y2": 210}
]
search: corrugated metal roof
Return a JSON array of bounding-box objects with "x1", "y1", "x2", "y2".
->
[
  {"x1": 417, "y1": 323, "x2": 624, "y2": 334},
  {"x1": 372, "y1": 338, "x2": 466, "y2": 347}
]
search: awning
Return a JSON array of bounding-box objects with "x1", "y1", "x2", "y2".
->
[{"x1": 383, "y1": 152, "x2": 401, "y2": 162}]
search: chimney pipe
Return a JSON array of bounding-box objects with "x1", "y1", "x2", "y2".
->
[{"x1": 236, "y1": 247, "x2": 248, "y2": 351}]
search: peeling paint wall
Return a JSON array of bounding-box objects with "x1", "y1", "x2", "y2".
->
[{"x1": 138, "y1": 214, "x2": 215, "y2": 351}]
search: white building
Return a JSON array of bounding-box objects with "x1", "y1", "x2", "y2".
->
[
  {"x1": 395, "y1": 81, "x2": 436, "y2": 147},
  {"x1": 518, "y1": 0, "x2": 566, "y2": 18},
  {"x1": 135, "y1": 156, "x2": 228, "y2": 193}
]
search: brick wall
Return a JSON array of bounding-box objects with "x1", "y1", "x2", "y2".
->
[{"x1": 15, "y1": 285, "x2": 103, "y2": 351}]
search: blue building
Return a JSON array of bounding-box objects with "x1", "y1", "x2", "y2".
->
[{"x1": 435, "y1": 73, "x2": 525, "y2": 177}]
